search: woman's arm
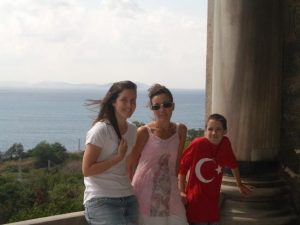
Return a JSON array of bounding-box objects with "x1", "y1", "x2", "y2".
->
[
  {"x1": 82, "y1": 139, "x2": 127, "y2": 177},
  {"x1": 176, "y1": 123, "x2": 188, "y2": 173},
  {"x1": 178, "y1": 173, "x2": 188, "y2": 204},
  {"x1": 126, "y1": 126, "x2": 149, "y2": 180}
]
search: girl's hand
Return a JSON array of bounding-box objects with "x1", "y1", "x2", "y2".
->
[{"x1": 117, "y1": 138, "x2": 128, "y2": 161}]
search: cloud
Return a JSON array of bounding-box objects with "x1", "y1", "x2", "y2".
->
[
  {"x1": 101, "y1": 0, "x2": 144, "y2": 18},
  {"x1": 0, "y1": 0, "x2": 206, "y2": 89}
]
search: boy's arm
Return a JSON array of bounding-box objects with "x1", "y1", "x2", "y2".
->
[{"x1": 231, "y1": 167, "x2": 252, "y2": 196}]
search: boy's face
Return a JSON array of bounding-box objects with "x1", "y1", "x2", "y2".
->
[{"x1": 205, "y1": 119, "x2": 227, "y2": 145}]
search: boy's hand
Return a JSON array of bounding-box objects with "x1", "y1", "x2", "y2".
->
[{"x1": 238, "y1": 183, "x2": 253, "y2": 196}]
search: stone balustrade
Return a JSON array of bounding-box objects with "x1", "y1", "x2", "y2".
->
[{"x1": 4, "y1": 211, "x2": 86, "y2": 225}]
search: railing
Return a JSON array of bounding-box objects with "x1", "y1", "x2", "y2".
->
[{"x1": 4, "y1": 211, "x2": 86, "y2": 225}]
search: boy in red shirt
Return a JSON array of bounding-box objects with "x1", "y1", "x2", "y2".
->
[{"x1": 178, "y1": 114, "x2": 251, "y2": 225}]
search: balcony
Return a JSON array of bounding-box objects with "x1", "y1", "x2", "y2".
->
[{"x1": 4, "y1": 211, "x2": 86, "y2": 225}]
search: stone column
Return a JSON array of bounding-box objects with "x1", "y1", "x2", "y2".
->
[
  {"x1": 206, "y1": 0, "x2": 299, "y2": 224},
  {"x1": 281, "y1": 0, "x2": 300, "y2": 216}
]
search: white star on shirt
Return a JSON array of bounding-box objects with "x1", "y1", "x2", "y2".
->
[{"x1": 215, "y1": 165, "x2": 222, "y2": 174}]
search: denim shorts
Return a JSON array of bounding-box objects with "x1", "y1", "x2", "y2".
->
[{"x1": 84, "y1": 195, "x2": 139, "y2": 225}]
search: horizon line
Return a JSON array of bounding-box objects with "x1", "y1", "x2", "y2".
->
[{"x1": 0, "y1": 80, "x2": 205, "y2": 90}]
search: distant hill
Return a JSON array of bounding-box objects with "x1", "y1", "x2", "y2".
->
[{"x1": 0, "y1": 81, "x2": 150, "y2": 90}]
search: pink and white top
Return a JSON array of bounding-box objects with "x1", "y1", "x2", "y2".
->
[{"x1": 132, "y1": 125, "x2": 186, "y2": 218}]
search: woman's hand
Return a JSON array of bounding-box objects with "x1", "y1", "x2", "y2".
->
[
  {"x1": 180, "y1": 191, "x2": 188, "y2": 205},
  {"x1": 116, "y1": 138, "x2": 128, "y2": 161}
]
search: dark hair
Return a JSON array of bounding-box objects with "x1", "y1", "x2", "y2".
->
[
  {"x1": 148, "y1": 83, "x2": 173, "y2": 104},
  {"x1": 206, "y1": 113, "x2": 227, "y2": 130},
  {"x1": 87, "y1": 80, "x2": 137, "y2": 139}
]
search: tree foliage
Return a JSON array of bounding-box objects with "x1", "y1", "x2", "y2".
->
[
  {"x1": 0, "y1": 155, "x2": 84, "y2": 223},
  {"x1": 3, "y1": 143, "x2": 24, "y2": 160},
  {"x1": 132, "y1": 120, "x2": 145, "y2": 128},
  {"x1": 0, "y1": 177, "x2": 33, "y2": 224},
  {"x1": 186, "y1": 128, "x2": 204, "y2": 142},
  {"x1": 0, "y1": 151, "x2": 3, "y2": 161},
  {"x1": 29, "y1": 141, "x2": 69, "y2": 168}
]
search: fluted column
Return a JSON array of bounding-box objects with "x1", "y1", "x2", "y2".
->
[
  {"x1": 206, "y1": 0, "x2": 299, "y2": 224},
  {"x1": 210, "y1": 0, "x2": 281, "y2": 161}
]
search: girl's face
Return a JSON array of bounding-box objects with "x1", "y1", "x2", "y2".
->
[
  {"x1": 205, "y1": 119, "x2": 227, "y2": 145},
  {"x1": 113, "y1": 89, "x2": 137, "y2": 121},
  {"x1": 150, "y1": 94, "x2": 174, "y2": 122}
]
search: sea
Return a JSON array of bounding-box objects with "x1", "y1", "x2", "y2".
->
[{"x1": 0, "y1": 88, "x2": 205, "y2": 152}]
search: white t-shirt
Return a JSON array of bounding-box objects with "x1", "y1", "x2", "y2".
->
[{"x1": 83, "y1": 120, "x2": 137, "y2": 204}]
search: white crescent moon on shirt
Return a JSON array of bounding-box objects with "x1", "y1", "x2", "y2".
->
[{"x1": 195, "y1": 158, "x2": 215, "y2": 183}]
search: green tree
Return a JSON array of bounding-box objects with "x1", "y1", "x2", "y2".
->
[
  {"x1": 47, "y1": 182, "x2": 84, "y2": 214},
  {"x1": 51, "y1": 142, "x2": 69, "y2": 165},
  {"x1": 0, "y1": 152, "x2": 84, "y2": 223},
  {"x1": 30, "y1": 141, "x2": 68, "y2": 168},
  {"x1": 132, "y1": 120, "x2": 145, "y2": 128},
  {"x1": 186, "y1": 128, "x2": 204, "y2": 143},
  {"x1": 4, "y1": 143, "x2": 24, "y2": 160},
  {"x1": 0, "y1": 177, "x2": 32, "y2": 224}
]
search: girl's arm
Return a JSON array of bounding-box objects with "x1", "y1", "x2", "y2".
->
[
  {"x1": 126, "y1": 126, "x2": 149, "y2": 180},
  {"x1": 82, "y1": 139, "x2": 127, "y2": 177}
]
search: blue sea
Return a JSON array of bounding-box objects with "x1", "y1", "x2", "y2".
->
[{"x1": 0, "y1": 88, "x2": 205, "y2": 152}]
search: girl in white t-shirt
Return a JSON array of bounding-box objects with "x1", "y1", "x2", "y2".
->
[{"x1": 82, "y1": 80, "x2": 138, "y2": 225}]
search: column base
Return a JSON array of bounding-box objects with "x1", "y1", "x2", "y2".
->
[{"x1": 220, "y1": 175, "x2": 299, "y2": 225}]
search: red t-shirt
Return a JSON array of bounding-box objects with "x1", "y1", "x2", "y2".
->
[{"x1": 179, "y1": 136, "x2": 237, "y2": 223}]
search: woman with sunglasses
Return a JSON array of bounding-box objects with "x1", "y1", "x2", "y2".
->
[
  {"x1": 128, "y1": 83, "x2": 189, "y2": 225},
  {"x1": 82, "y1": 80, "x2": 139, "y2": 225}
]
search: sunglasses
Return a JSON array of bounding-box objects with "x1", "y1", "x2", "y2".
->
[{"x1": 150, "y1": 102, "x2": 173, "y2": 110}]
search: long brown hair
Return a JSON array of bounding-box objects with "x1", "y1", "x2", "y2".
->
[{"x1": 87, "y1": 80, "x2": 137, "y2": 139}]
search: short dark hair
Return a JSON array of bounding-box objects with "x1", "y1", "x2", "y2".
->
[
  {"x1": 206, "y1": 113, "x2": 227, "y2": 130},
  {"x1": 148, "y1": 83, "x2": 173, "y2": 103}
]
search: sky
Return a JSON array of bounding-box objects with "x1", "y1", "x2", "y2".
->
[{"x1": 0, "y1": 0, "x2": 207, "y2": 89}]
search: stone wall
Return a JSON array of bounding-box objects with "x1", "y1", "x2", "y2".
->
[{"x1": 4, "y1": 211, "x2": 86, "y2": 225}]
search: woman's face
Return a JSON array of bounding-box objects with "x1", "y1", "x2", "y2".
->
[
  {"x1": 150, "y1": 94, "x2": 174, "y2": 122},
  {"x1": 113, "y1": 89, "x2": 137, "y2": 121}
]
